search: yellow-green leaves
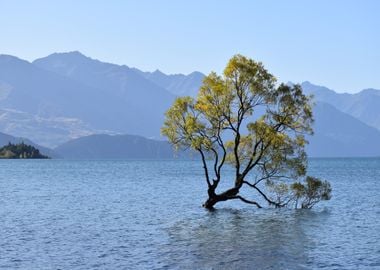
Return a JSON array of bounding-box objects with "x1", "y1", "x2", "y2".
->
[
  {"x1": 162, "y1": 55, "x2": 314, "y2": 169},
  {"x1": 162, "y1": 54, "x2": 315, "y2": 182},
  {"x1": 161, "y1": 54, "x2": 330, "y2": 209},
  {"x1": 195, "y1": 72, "x2": 233, "y2": 126},
  {"x1": 290, "y1": 176, "x2": 332, "y2": 208},
  {"x1": 161, "y1": 96, "x2": 197, "y2": 149},
  {"x1": 224, "y1": 54, "x2": 276, "y2": 99}
]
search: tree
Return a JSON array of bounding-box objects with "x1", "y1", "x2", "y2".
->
[
  {"x1": 162, "y1": 55, "x2": 331, "y2": 209},
  {"x1": 0, "y1": 142, "x2": 49, "y2": 159}
]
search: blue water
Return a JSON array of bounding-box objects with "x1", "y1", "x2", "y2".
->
[{"x1": 0, "y1": 159, "x2": 379, "y2": 269}]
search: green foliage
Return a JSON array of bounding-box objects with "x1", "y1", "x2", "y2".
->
[
  {"x1": 290, "y1": 176, "x2": 332, "y2": 209},
  {"x1": 0, "y1": 142, "x2": 49, "y2": 159},
  {"x1": 162, "y1": 54, "x2": 331, "y2": 209}
]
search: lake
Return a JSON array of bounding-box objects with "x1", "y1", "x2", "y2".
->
[{"x1": 0, "y1": 158, "x2": 379, "y2": 269}]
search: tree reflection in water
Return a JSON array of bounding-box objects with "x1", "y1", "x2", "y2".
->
[{"x1": 159, "y1": 208, "x2": 329, "y2": 269}]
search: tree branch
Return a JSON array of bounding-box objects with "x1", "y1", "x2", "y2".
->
[
  {"x1": 230, "y1": 195, "x2": 262, "y2": 208},
  {"x1": 242, "y1": 181, "x2": 285, "y2": 208},
  {"x1": 198, "y1": 148, "x2": 211, "y2": 187}
]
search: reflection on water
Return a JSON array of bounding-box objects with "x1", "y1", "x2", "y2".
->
[{"x1": 161, "y1": 208, "x2": 329, "y2": 269}]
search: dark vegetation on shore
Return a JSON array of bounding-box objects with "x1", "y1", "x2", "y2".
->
[{"x1": 0, "y1": 142, "x2": 49, "y2": 159}]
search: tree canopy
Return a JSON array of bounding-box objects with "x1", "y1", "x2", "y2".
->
[
  {"x1": 0, "y1": 142, "x2": 49, "y2": 159},
  {"x1": 162, "y1": 55, "x2": 331, "y2": 209}
]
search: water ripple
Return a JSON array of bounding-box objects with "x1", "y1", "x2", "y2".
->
[{"x1": 0, "y1": 158, "x2": 379, "y2": 269}]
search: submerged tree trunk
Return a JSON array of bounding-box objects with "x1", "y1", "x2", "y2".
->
[
  {"x1": 202, "y1": 189, "x2": 238, "y2": 209},
  {"x1": 202, "y1": 178, "x2": 261, "y2": 209}
]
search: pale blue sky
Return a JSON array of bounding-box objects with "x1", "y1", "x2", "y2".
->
[{"x1": 0, "y1": 0, "x2": 379, "y2": 93}]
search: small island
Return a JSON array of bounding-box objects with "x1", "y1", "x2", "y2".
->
[{"x1": 0, "y1": 142, "x2": 49, "y2": 159}]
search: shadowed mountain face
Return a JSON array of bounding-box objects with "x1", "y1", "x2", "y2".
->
[
  {"x1": 54, "y1": 134, "x2": 176, "y2": 159},
  {"x1": 307, "y1": 102, "x2": 380, "y2": 157},
  {"x1": 301, "y1": 81, "x2": 380, "y2": 131}
]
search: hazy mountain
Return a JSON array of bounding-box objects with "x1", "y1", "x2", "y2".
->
[
  {"x1": 0, "y1": 108, "x2": 95, "y2": 147},
  {"x1": 307, "y1": 102, "x2": 380, "y2": 157},
  {"x1": 134, "y1": 69, "x2": 204, "y2": 97},
  {"x1": 0, "y1": 131, "x2": 57, "y2": 157},
  {"x1": 54, "y1": 134, "x2": 178, "y2": 159},
  {"x1": 0, "y1": 54, "x2": 111, "y2": 146},
  {"x1": 33, "y1": 52, "x2": 176, "y2": 138},
  {"x1": 54, "y1": 101, "x2": 380, "y2": 159},
  {"x1": 0, "y1": 52, "x2": 179, "y2": 146},
  {"x1": 301, "y1": 81, "x2": 380, "y2": 131},
  {"x1": 1, "y1": 51, "x2": 380, "y2": 157},
  {"x1": 53, "y1": 102, "x2": 380, "y2": 159},
  {"x1": 0, "y1": 54, "x2": 105, "y2": 120}
]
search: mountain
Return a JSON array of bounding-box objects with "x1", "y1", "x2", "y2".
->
[
  {"x1": 307, "y1": 102, "x2": 380, "y2": 157},
  {"x1": 54, "y1": 103, "x2": 380, "y2": 159},
  {"x1": 301, "y1": 81, "x2": 380, "y2": 131},
  {"x1": 0, "y1": 54, "x2": 107, "y2": 146},
  {"x1": 134, "y1": 69, "x2": 204, "y2": 97},
  {"x1": 55, "y1": 101, "x2": 380, "y2": 159},
  {"x1": 0, "y1": 52, "x2": 180, "y2": 147},
  {"x1": 54, "y1": 134, "x2": 178, "y2": 159},
  {"x1": 2, "y1": 51, "x2": 380, "y2": 157},
  {"x1": 0, "y1": 54, "x2": 104, "y2": 119},
  {"x1": 0, "y1": 108, "x2": 95, "y2": 147},
  {"x1": 33, "y1": 52, "x2": 176, "y2": 139},
  {"x1": 0, "y1": 131, "x2": 57, "y2": 157}
]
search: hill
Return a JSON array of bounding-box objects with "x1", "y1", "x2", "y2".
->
[
  {"x1": 54, "y1": 134, "x2": 179, "y2": 159},
  {"x1": 0, "y1": 131, "x2": 57, "y2": 157},
  {"x1": 0, "y1": 142, "x2": 49, "y2": 159}
]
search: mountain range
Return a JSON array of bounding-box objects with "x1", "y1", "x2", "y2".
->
[
  {"x1": 0, "y1": 51, "x2": 380, "y2": 158},
  {"x1": 301, "y1": 81, "x2": 380, "y2": 131}
]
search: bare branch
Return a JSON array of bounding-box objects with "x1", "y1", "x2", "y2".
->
[
  {"x1": 242, "y1": 181, "x2": 285, "y2": 208},
  {"x1": 230, "y1": 195, "x2": 262, "y2": 208}
]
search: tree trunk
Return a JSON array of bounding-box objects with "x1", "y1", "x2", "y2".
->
[
  {"x1": 202, "y1": 185, "x2": 240, "y2": 210},
  {"x1": 202, "y1": 176, "x2": 264, "y2": 209}
]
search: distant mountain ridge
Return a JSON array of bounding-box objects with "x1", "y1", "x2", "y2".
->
[
  {"x1": 133, "y1": 68, "x2": 205, "y2": 97},
  {"x1": 0, "y1": 54, "x2": 107, "y2": 146},
  {"x1": 33, "y1": 52, "x2": 177, "y2": 140},
  {"x1": 301, "y1": 81, "x2": 380, "y2": 131},
  {"x1": 1, "y1": 51, "x2": 380, "y2": 157},
  {"x1": 307, "y1": 102, "x2": 380, "y2": 157}
]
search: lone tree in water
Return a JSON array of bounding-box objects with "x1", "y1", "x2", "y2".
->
[{"x1": 162, "y1": 55, "x2": 331, "y2": 209}]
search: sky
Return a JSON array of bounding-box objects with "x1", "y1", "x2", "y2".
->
[{"x1": 0, "y1": 0, "x2": 379, "y2": 93}]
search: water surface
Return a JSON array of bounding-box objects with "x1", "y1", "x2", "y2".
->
[{"x1": 0, "y1": 159, "x2": 379, "y2": 269}]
